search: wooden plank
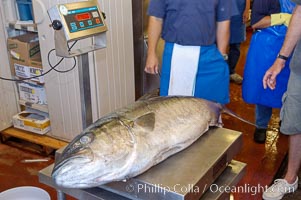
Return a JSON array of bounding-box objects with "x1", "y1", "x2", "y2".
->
[{"x1": 1, "y1": 127, "x2": 68, "y2": 150}]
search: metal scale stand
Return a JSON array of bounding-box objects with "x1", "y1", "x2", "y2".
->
[
  {"x1": 41, "y1": 1, "x2": 247, "y2": 200},
  {"x1": 47, "y1": 0, "x2": 107, "y2": 129}
]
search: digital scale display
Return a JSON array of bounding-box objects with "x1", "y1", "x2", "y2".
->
[
  {"x1": 75, "y1": 13, "x2": 91, "y2": 21},
  {"x1": 62, "y1": 6, "x2": 105, "y2": 33}
]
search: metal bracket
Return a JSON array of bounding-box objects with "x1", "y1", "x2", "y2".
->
[{"x1": 54, "y1": 29, "x2": 106, "y2": 57}]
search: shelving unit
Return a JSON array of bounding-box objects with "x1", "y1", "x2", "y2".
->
[
  {"x1": 7, "y1": 32, "x2": 49, "y2": 112},
  {"x1": 8, "y1": 21, "x2": 37, "y2": 32},
  {"x1": 14, "y1": 75, "x2": 47, "y2": 113},
  {"x1": 19, "y1": 99, "x2": 48, "y2": 113},
  {"x1": 0, "y1": 1, "x2": 53, "y2": 143}
]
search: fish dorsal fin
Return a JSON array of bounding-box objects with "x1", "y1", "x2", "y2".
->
[
  {"x1": 134, "y1": 112, "x2": 155, "y2": 132},
  {"x1": 137, "y1": 89, "x2": 159, "y2": 101}
]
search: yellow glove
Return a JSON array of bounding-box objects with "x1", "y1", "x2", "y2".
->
[
  {"x1": 283, "y1": 13, "x2": 292, "y2": 27},
  {"x1": 271, "y1": 13, "x2": 292, "y2": 27}
]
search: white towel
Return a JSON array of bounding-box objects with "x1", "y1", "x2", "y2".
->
[{"x1": 168, "y1": 44, "x2": 200, "y2": 96}]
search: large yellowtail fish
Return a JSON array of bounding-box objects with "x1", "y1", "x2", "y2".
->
[{"x1": 52, "y1": 96, "x2": 248, "y2": 188}]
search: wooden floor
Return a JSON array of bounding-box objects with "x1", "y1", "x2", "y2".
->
[{"x1": 0, "y1": 29, "x2": 298, "y2": 200}]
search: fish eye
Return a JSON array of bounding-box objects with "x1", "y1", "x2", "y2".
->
[
  {"x1": 80, "y1": 135, "x2": 90, "y2": 144},
  {"x1": 80, "y1": 132, "x2": 94, "y2": 145}
]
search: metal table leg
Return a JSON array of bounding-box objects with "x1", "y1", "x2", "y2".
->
[{"x1": 57, "y1": 189, "x2": 66, "y2": 200}]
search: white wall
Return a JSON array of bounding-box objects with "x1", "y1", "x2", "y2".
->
[
  {"x1": 32, "y1": 0, "x2": 135, "y2": 141},
  {"x1": 93, "y1": 0, "x2": 135, "y2": 116},
  {"x1": 0, "y1": 4, "x2": 19, "y2": 131}
]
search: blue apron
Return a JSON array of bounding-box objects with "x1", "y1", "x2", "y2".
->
[
  {"x1": 242, "y1": 0, "x2": 295, "y2": 108},
  {"x1": 160, "y1": 42, "x2": 229, "y2": 104}
]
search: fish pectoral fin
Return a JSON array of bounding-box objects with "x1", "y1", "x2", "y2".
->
[
  {"x1": 153, "y1": 146, "x2": 182, "y2": 165},
  {"x1": 134, "y1": 112, "x2": 155, "y2": 132}
]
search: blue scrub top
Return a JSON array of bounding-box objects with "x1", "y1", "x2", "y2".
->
[
  {"x1": 147, "y1": 0, "x2": 231, "y2": 46},
  {"x1": 251, "y1": 0, "x2": 280, "y2": 26}
]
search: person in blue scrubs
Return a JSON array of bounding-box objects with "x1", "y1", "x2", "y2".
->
[
  {"x1": 228, "y1": 0, "x2": 250, "y2": 84},
  {"x1": 242, "y1": 0, "x2": 295, "y2": 143},
  {"x1": 144, "y1": 0, "x2": 231, "y2": 104}
]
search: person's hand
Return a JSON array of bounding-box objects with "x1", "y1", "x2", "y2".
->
[
  {"x1": 144, "y1": 53, "x2": 159, "y2": 74},
  {"x1": 242, "y1": 9, "x2": 250, "y2": 24},
  {"x1": 263, "y1": 59, "x2": 285, "y2": 90},
  {"x1": 271, "y1": 13, "x2": 292, "y2": 27}
]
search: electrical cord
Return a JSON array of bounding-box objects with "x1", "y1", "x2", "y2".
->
[
  {"x1": 47, "y1": 41, "x2": 77, "y2": 73},
  {"x1": 0, "y1": 40, "x2": 78, "y2": 82}
]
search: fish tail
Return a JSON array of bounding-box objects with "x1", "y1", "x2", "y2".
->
[{"x1": 221, "y1": 105, "x2": 256, "y2": 127}]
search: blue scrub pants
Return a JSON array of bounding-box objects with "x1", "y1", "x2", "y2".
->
[
  {"x1": 228, "y1": 43, "x2": 241, "y2": 75},
  {"x1": 255, "y1": 104, "x2": 273, "y2": 129}
]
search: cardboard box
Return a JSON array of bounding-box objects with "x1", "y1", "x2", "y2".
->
[
  {"x1": 12, "y1": 110, "x2": 51, "y2": 135},
  {"x1": 18, "y1": 82, "x2": 47, "y2": 105},
  {"x1": 14, "y1": 63, "x2": 44, "y2": 84},
  {"x1": 30, "y1": 56, "x2": 42, "y2": 69},
  {"x1": 8, "y1": 33, "x2": 45, "y2": 83},
  {"x1": 7, "y1": 33, "x2": 41, "y2": 67}
]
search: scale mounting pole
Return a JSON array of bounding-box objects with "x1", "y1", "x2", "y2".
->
[{"x1": 48, "y1": 0, "x2": 107, "y2": 130}]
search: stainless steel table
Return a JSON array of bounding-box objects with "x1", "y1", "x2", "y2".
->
[{"x1": 39, "y1": 128, "x2": 246, "y2": 200}]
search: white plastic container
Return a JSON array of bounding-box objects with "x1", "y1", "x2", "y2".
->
[{"x1": 0, "y1": 186, "x2": 50, "y2": 200}]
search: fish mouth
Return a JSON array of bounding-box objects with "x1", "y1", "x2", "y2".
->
[{"x1": 52, "y1": 147, "x2": 94, "y2": 177}]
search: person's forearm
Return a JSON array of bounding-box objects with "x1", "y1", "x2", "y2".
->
[
  {"x1": 251, "y1": 16, "x2": 271, "y2": 29},
  {"x1": 263, "y1": 5, "x2": 301, "y2": 90},
  {"x1": 147, "y1": 16, "x2": 163, "y2": 56},
  {"x1": 243, "y1": 0, "x2": 251, "y2": 23},
  {"x1": 216, "y1": 20, "x2": 230, "y2": 54},
  {"x1": 245, "y1": 0, "x2": 250, "y2": 11},
  {"x1": 278, "y1": 5, "x2": 301, "y2": 58}
]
